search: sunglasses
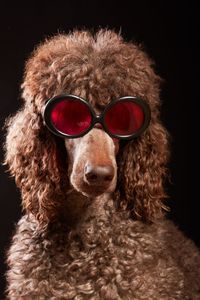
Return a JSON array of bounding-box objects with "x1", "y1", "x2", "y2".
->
[{"x1": 43, "y1": 94, "x2": 151, "y2": 139}]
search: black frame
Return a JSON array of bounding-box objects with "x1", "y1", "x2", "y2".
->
[{"x1": 43, "y1": 94, "x2": 151, "y2": 139}]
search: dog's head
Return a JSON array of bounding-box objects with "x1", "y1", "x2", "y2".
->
[{"x1": 4, "y1": 30, "x2": 169, "y2": 225}]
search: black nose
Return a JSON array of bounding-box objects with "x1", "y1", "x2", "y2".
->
[{"x1": 84, "y1": 164, "x2": 114, "y2": 184}]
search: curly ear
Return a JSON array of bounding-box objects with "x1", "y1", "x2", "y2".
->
[
  {"x1": 115, "y1": 121, "x2": 169, "y2": 222},
  {"x1": 4, "y1": 103, "x2": 69, "y2": 225}
]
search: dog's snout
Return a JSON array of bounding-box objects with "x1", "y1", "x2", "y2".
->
[{"x1": 84, "y1": 164, "x2": 114, "y2": 185}]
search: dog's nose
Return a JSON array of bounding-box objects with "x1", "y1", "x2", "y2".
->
[{"x1": 84, "y1": 164, "x2": 114, "y2": 184}]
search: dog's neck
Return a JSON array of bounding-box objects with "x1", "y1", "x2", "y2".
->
[{"x1": 60, "y1": 188, "x2": 113, "y2": 227}]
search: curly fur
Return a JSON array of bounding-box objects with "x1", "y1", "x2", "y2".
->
[{"x1": 4, "y1": 29, "x2": 200, "y2": 299}]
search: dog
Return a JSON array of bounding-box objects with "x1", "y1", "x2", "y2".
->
[{"x1": 4, "y1": 29, "x2": 200, "y2": 299}]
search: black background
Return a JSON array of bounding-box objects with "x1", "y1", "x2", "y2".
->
[{"x1": 0, "y1": 1, "x2": 199, "y2": 298}]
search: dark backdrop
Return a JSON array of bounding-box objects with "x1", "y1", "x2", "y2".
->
[{"x1": 0, "y1": 2, "x2": 199, "y2": 298}]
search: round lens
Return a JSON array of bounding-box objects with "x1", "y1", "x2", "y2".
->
[
  {"x1": 104, "y1": 100, "x2": 145, "y2": 136},
  {"x1": 50, "y1": 98, "x2": 92, "y2": 136}
]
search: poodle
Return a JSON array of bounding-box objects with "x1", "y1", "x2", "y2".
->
[{"x1": 4, "y1": 29, "x2": 200, "y2": 299}]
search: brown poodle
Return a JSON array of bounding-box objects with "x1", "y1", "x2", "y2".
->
[{"x1": 4, "y1": 29, "x2": 200, "y2": 299}]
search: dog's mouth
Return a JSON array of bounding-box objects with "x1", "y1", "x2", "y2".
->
[
  {"x1": 71, "y1": 176, "x2": 116, "y2": 198},
  {"x1": 78, "y1": 183, "x2": 115, "y2": 197}
]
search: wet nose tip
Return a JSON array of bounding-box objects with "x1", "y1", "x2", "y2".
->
[{"x1": 84, "y1": 164, "x2": 114, "y2": 184}]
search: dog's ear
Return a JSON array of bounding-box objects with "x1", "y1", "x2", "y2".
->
[
  {"x1": 115, "y1": 121, "x2": 169, "y2": 222},
  {"x1": 4, "y1": 104, "x2": 69, "y2": 225}
]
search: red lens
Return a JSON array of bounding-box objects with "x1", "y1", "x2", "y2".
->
[
  {"x1": 104, "y1": 100, "x2": 144, "y2": 136},
  {"x1": 50, "y1": 98, "x2": 92, "y2": 136}
]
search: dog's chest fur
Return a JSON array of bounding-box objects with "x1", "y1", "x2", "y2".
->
[{"x1": 7, "y1": 195, "x2": 195, "y2": 299}]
